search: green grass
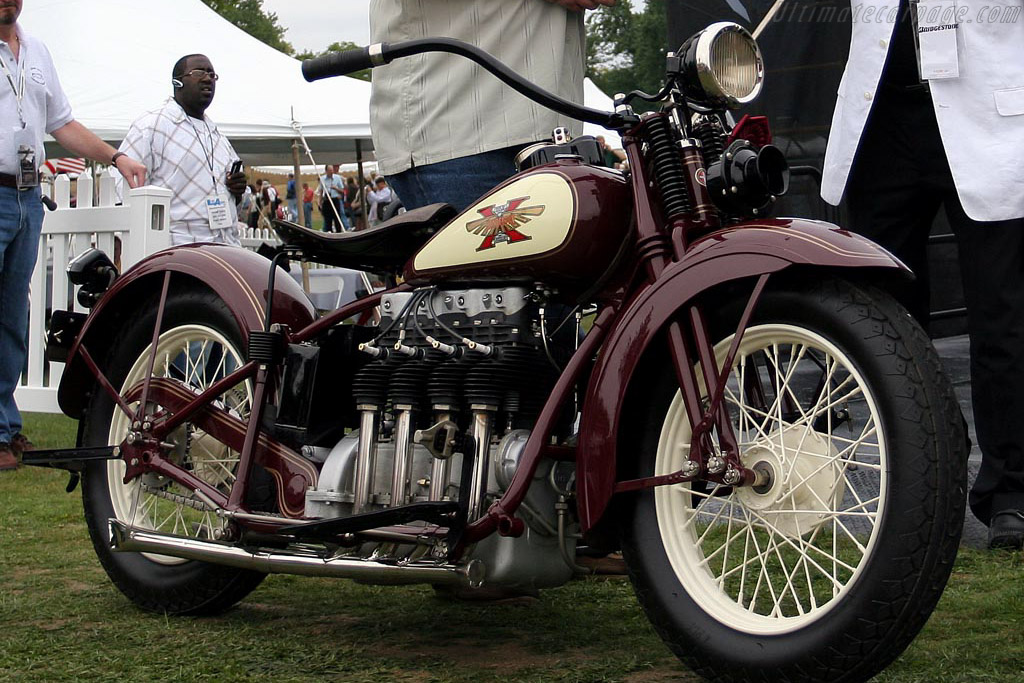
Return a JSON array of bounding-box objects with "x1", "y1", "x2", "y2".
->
[{"x1": 2, "y1": 413, "x2": 1024, "y2": 682}]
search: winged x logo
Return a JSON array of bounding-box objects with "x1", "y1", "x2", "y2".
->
[{"x1": 465, "y1": 196, "x2": 546, "y2": 251}]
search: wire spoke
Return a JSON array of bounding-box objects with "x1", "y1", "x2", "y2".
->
[
  {"x1": 655, "y1": 322, "x2": 889, "y2": 628},
  {"x1": 108, "y1": 325, "x2": 253, "y2": 556}
]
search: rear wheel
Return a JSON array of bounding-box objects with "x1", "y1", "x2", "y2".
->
[
  {"x1": 81, "y1": 288, "x2": 266, "y2": 615},
  {"x1": 621, "y1": 277, "x2": 965, "y2": 682}
]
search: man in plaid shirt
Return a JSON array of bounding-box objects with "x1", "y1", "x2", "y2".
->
[{"x1": 118, "y1": 53, "x2": 247, "y2": 246}]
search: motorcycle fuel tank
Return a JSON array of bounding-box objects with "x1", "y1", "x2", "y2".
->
[{"x1": 404, "y1": 159, "x2": 632, "y2": 294}]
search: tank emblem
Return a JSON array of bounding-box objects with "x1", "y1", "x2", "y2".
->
[
  {"x1": 410, "y1": 171, "x2": 575, "y2": 273},
  {"x1": 465, "y1": 196, "x2": 546, "y2": 251}
]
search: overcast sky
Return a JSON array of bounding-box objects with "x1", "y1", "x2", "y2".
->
[
  {"x1": 261, "y1": 1, "x2": 644, "y2": 55},
  {"x1": 260, "y1": 1, "x2": 371, "y2": 54}
]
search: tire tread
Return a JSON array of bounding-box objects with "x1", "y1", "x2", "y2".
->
[{"x1": 620, "y1": 277, "x2": 966, "y2": 682}]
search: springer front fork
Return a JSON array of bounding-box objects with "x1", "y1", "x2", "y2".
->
[
  {"x1": 612, "y1": 279, "x2": 771, "y2": 495},
  {"x1": 615, "y1": 116, "x2": 770, "y2": 493}
]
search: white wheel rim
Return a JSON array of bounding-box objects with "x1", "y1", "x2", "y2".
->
[
  {"x1": 107, "y1": 324, "x2": 250, "y2": 565},
  {"x1": 655, "y1": 324, "x2": 887, "y2": 634}
]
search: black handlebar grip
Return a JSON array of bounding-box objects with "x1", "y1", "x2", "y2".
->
[{"x1": 302, "y1": 47, "x2": 377, "y2": 82}]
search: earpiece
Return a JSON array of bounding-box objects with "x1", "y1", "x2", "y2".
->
[{"x1": 172, "y1": 78, "x2": 183, "y2": 89}]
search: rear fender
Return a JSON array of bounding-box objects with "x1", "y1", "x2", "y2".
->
[
  {"x1": 576, "y1": 218, "x2": 908, "y2": 530},
  {"x1": 57, "y1": 244, "x2": 315, "y2": 417}
]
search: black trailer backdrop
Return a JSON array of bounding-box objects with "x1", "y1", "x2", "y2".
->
[{"x1": 666, "y1": 0, "x2": 964, "y2": 335}]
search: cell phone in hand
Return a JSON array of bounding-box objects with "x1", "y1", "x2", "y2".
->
[{"x1": 229, "y1": 160, "x2": 243, "y2": 175}]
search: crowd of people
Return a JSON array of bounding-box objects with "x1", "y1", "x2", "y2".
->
[{"x1": 236, "y1": 167, "x2": 402, "y2": 234}]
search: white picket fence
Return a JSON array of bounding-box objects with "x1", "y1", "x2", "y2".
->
[{"x1": 14, "y1": 174, "x2": 294, "y2": 414}]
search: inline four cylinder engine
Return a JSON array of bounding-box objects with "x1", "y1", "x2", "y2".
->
[
  {"x1": 296, "y1": 282, "x2": 581, "y2": 589},
  {"x1": 297, "y1": 285, "x2": 578, "y2": 587}
]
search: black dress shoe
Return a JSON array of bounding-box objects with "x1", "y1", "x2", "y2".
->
[{"x1": 988, "y1": 510, "x2": 1024, "y2": 549}]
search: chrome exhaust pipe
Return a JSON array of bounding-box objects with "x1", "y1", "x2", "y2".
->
[
  {"x1": 109, "y1": 519, "x2": 484, "y2": 587},
  {"x1": 389, "y1": 406, "x2": 416, "y2": 507},
  {"x1": 467, "y1": 407, "x2": 494, "y2": 520},
  {"x1": 353, "y1": 407, "x2": 380, "y2": 513}
]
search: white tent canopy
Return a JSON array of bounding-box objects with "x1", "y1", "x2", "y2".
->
[
  {"x1": 24, "y1": 0, "x2": 373, "y2": 165},
  {"x1": 582, "y1": 79, "x2": 622, "y2": 150},
  {"x1": 23, "y1": 0, "x2": 621, "y2": 166}
]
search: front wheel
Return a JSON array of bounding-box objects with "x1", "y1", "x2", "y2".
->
[
  {"x1": 621, "y1": 277, "x2": 966, "y2": 682},
  {"x1": 80, "y1": 287, "x2": 267, "y2": 615}
]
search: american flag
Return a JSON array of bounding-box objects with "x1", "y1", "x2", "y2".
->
[{"x1": 44, "y1": 157, "x2": 88, "y2": 177}]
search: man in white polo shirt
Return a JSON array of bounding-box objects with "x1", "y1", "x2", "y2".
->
[
  {"x1": 0, "y1": 0, "x2": 146, "y2": 471},
  {"x1": 118, "y1": 53, "x2": 247, "y2": 246}
]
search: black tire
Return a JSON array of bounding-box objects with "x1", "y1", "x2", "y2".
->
[
  {"x1": 81, "y1": 287, "x2": 266, "y2": 615},
  {"x1": 620, "y1": 276, "x2": 966, "y2": 682}
]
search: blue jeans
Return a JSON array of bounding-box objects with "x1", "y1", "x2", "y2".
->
[
  {"x1": 0, "y1": 186, "x2": 43, "y2": 443},
  {"x1": 338, "y1": 200, "x2": 351, "y2": 230},
  {"x1": 386, "y1": 146, "x2": 522, "y2": 213},
  {"x1": 303, "y1": 201, "x2": 313, "y2": 228},
  {"x1": 288, "y1": 198, "x2": 298, "y2": 221}
]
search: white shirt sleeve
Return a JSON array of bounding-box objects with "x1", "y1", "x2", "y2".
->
[{"x1": 39, "y1": 42, "x2": 73, "y2": 133}]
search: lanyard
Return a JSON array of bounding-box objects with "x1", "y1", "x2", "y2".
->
[
  {"x1": 0, "y1": 43, "x2": 26, "y2": 129},
  {"x1": 186, "y1": 112, "x2": 219, "y2": 189}
]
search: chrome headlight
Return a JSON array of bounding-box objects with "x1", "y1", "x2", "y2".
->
[{"x1": 675, "y1": 22, "x2": 764, "y2": 109}]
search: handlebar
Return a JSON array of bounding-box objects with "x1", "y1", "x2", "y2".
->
[
  {"x1": 302, "y1": 46, "x2": 378, "y2": 81},
  {"x1": 302, "y1": 38, "x2": 640, "y2": 132}
]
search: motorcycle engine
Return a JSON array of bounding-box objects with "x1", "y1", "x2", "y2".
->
[
  {"x1": 303, "y1": 286, "x2": 577, "y2": 520},
  {"x1": 297, "y1": 285, "x2": 578, "y2": 588},
  {"x1": 363, "y1": 286, "x2": 566, "y2": 428}
]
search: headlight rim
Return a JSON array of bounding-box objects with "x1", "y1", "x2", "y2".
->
[{"x1": 690, "y1": 22, "x2": 765, "y2": 109}]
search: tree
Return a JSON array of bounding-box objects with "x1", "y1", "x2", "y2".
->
[
  {"x1": 202, "y1": 0, "x2": 293, "y2": 55},
  {"x1": 586, "y1": 1, "x2": 667, "y2": 107},
  {"x1": 295, "y1": 42, "x2": 372, "y2": 82}
]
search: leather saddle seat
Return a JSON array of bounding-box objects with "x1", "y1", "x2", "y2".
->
[{"x1": 271, "y1": 203, "x2": 457, "y2": 272}]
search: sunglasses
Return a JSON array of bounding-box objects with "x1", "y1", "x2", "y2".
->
[{"x1": 180, "y1": 68, "x2": 219, "y2": 81}]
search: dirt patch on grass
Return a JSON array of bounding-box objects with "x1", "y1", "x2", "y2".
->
[
  {"x1": 235, "y1": 601, "x2": 307, "y2": 616},
  {"x1": 623, "y1": 665, "x2": 700, "y2": 681},
  {"x1": 378, "y1": 640, "x2": 700, "y2": 680},
  {"x1": 378, "y1": 640, "x2": 593, "y2": 672},
  {"x1": 306, "y1": 613, "x2": 364, "y2": 633},
  {"x1": 15, "y1": 567, "x2": 53, "y2": 577},
  {"x1": 33, "y1": 618, "x2": 72, "y2": 632}
]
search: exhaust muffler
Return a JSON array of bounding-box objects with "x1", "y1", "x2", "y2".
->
[{"x1": 109, "y1": 519, "x2": 483, "y2": 587}]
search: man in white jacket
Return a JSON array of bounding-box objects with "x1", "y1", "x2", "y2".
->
[{"x1": 822, "y1": 0, "x2": 1024, "y2": 547}]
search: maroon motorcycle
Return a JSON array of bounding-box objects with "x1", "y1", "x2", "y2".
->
[{"x1": 34, "y1": 23, "x2": 965, "y2": 683}]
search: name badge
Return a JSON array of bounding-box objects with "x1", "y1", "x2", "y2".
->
[
  {"x1": 916, "y1": 0, "x2": 960, "y2": 80},
  {"x1": 206, "y1": 194, "x2": 234, "y2": 231}
]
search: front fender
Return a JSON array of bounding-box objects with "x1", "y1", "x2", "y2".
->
[
  {"x1": 576, "y1": 218, "x2": 908, "y2": 530},
  {"x1": 57, "y1": 244, "x2": 315, "y2": 417}
]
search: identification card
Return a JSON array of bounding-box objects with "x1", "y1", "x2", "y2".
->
[
  {"x1": 916, "y1": 0, "x2": 960, "y2": 80},
  {"x1": 206, "y1": 194, "x2": 234, "y2": 231}
]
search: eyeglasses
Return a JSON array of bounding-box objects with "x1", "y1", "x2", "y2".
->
[{"x1": 180, "y1": 69, "x2": 219, "y2": 81}]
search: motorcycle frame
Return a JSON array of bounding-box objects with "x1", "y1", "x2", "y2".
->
[{"x1": 62, "y1": 109, "x2": 906, "y2": 550}]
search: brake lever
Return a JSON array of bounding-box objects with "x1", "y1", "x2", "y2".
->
[{"x1": 616, "y1": 82, "x2": 674, "y2": 107}]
